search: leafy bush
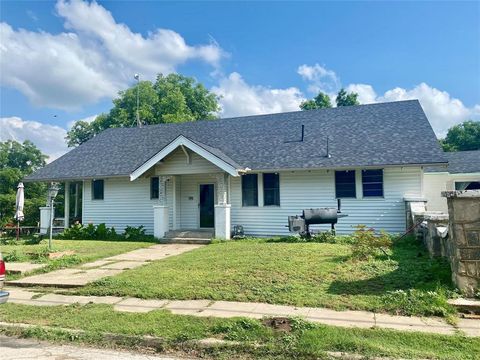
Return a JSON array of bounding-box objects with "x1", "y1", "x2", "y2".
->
[
  {"x1": 123, "y1": 225, "x2": 146, "y2": 240},
  {"x1": 350, "y1": 225, "x2": 392, "y2": 260},
  {"x1": 57, "y1": 223, "x2": 120, "y2": 241}
]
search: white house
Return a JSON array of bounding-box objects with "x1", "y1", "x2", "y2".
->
[
  {"x1": 424, "y1": 150, "x2": 480, "y2": 212},
  {"x1": 26, "y1": 100, "x2": 447, "y2": 239}
]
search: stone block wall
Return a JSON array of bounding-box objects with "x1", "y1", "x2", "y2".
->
[
  {"x1": 442, "y1": 190, "x2": 480, "y2": 297},
  {"x1": 421, "y1": 213, "x2": 449, "y2": 258}
]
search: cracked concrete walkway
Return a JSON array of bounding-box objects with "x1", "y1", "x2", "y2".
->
[
  {"x1": 7, "y1": 244, "x2": 203, "y2": 288},
  {"x1": 5, "y1": 288, "x2": 479, "y2": 337}
]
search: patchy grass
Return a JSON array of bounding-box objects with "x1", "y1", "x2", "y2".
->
[
  {"x1": 77, "y1": 236, "x2": 455, "y2": 316},
  {"x1": 0, "y1": 303, "x2": 477, "y2": 359},
  {"x1": 0, "y1": 238, "x2": 154, "y2": 279}
]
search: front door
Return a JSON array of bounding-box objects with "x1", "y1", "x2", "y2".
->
[{"x1": 199, "y1": 184, "x2": 215, "y2": 228}]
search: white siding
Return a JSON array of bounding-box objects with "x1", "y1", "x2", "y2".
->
[
  {"x1": 82, "y1": 167, "x2": 423, "y2": 236},
  {"x1": 424, "y1": 172, "x2": 480, "y2": 212},
  {"x1": 155, "y1": 148, "x2": 222, "y2": 175},
  {"x1": 83, "y1": 177, "x2": 156, "y2": 233},
  {"x1": 230, "y1": 167, "x2": 423, "y2": 236}
]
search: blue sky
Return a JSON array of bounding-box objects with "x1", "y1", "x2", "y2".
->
[{"x1": 1, "y1": 0, "x2": 479, "y2": 160}]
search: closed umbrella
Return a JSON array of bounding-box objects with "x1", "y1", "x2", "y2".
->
[{"x1": 14, "y1": 182, "x2": 25, "y2": 240}]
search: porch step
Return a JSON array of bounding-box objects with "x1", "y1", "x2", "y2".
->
[
  {"x1": 161, "y1": 229, "x2": 213, "y2": 244},
  {"x1": 160, "y1": 238, "x2": 212, "y2": 245}
]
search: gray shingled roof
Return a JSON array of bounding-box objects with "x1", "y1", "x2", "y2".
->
[
  {"x1": 26, "y1": 100, "x2": 447, "y2": 181},
  {"x1": 425, "y1": 150, "x2": 480, "y2": 174}
]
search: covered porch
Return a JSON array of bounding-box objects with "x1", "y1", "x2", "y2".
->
[
  {"x1": 153, "y1": 172, "x2": 232, "y2": 240},
  {"x1": 129, "y1": 135, "x2": 243, "y2": 240}
]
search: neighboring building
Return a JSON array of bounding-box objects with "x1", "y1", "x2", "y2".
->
[
  {"x1": 26, "y1": 100, "x2": 447, "y2": 238},
  {"x1": 424, "y1": 150, "x2": 480, "y2": 212}
]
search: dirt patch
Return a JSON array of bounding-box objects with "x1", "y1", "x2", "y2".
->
[
  {"x1": 48, "y1": 251, "x2": 76, "y2": 259},
  {"x1": 262, "y1": 317, "x2": 293, "y2": 332}
]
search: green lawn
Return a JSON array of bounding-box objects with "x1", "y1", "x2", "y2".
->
[
  {"x1": 0, "y1": 238, "x2": 154, "y2": 279},
  {"x1": 1, "y1": 303, "x2": 477, "y2": 360},
  {"x1": 77, "y1": 236, "x2": 454, "y2": 316}
]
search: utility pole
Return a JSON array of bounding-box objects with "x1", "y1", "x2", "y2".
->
[{"x1": 134, "y1": 73, "x2": 141, "y2": 127}]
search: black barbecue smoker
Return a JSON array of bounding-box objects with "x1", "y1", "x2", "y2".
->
[{"x1": 288, "y1": 199, "x2": 347, "y2": 237}]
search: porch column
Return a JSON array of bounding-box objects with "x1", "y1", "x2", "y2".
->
[
  {"x1": 74, "y1": 182, "x2": 80, "y2": 218},
  {"x1": 153, "y1": 176, "x2": 170, "y2": 239},
  {"x1": 214, "y1": 173, "x2": 231, "y2": 239},
  {"x1": 64, "y1": 181, "x2": 70, "y2": 229}
]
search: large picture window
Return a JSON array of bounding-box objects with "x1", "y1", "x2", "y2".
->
[
  {"x1": 362, "y1": 169, "x2": 384, "y2": 197},
  {"x1": 150, "y1": 177, "x2": 159, "y2": 199},
  {"x1": 263, "y1": 173, "x2": 280, "y2": 206},
  {"x1": 242, "y1": 174, "x2": 258, "y2": 206},
  {"x1": 92, "y1": 179, "x2": 104, "y2": 200},
  {"x1": 335, "y1": 170, "x2": 356, "y2": 198}
]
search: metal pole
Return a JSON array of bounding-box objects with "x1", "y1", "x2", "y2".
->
[
  {"x1": 49, "y1": 197, "x2": 54, "y2": 251},
  {"x1": 136, "y1": 75, "x2": 141, "y2": 127}
]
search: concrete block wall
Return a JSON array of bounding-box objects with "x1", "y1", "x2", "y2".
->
[{"x1": 442, "y1": 190, "x2": 480, "y2": 297}]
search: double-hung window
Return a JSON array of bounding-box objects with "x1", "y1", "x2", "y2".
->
[
  {"x1": 335, "y1": 170, "x2": 356, "y2": 198},
  {"x1": 362, "y1": 169, "x2": 384, "y2": 197},
  {"x1": 263, "y1": 173, "x2": 280, "y2": 206},
  {"x1": 92, "y1": 179, "x2": 104, "y2": 200},
  {"x1": 242, "y1": 174, "x2": 258, "y2": 206}
]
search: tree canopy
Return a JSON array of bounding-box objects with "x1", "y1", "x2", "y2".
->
[
  {"x1": 440, "y1": 120, "x2": 480, "y2": 152},
  {"x1": 336, "y1": 88, "x2": 360, "y2": 107},
  {"x1": 300, "y1": 89, "x2": 360, "y2": 111},
  {"x1": 299, "y1": 92, "x2": 332, "y2": 110},
  {"x1": 66, "y1": 73, "x2": 220, "y2": 147},
  {"x1": 0, "y1": 140, "x2": 48, "y2": 226}
]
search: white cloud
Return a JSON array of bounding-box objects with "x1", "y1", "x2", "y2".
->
[
  {"x1": 67, "y1": 114, "x2": 97, "y2": 129},
  {"x1": 0, "y1": 0, "x2": 223, "y2": 110},
  {"x1": 0, "y1": 117, "x2": 69, "y2": 162},
  {"x1": 344, "y1": 82, "x2": 479, "y2": 136},
  {"x1": 297, "y1": 63, "x2": 340, "y2": 95},
  {"x1": 212, "y1": 72, "x2": 305, "y2": 117},
  {"x1": 345, "y1": 84, "x2": 377, "y2": 104}
]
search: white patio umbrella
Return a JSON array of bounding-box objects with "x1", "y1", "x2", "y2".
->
[{"x1": 14, "y1": 182, "x2": 25, "y2": 240}]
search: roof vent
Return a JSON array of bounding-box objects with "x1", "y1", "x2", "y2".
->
[{"x1": 326, "y1": 136, "x2": 331, "y2": 158}]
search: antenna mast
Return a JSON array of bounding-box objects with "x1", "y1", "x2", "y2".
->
[{"x1": 134, "y1": 73, "x2": 141, "y2": 128}]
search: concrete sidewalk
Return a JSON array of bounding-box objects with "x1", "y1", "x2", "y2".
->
[
  {"x1": 7, "y1": 244, "x2": 203, "y2": 288},
  {"x1": 5, "y1": 288, "x2": 479, "y2": 337}
]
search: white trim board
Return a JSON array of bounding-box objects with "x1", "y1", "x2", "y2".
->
[{"x1": 130, "y1": 135, "x2": 240, "y2": 181}]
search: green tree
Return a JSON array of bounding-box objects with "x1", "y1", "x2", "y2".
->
[
  {"x1": 336, "y1": 88, "x2": 360, "y2": 107},
  {"x1": 66, "y1": 73, "x2": 220, "y2": 146},
  {"x1": 300, "y1": 92, "x2": 332, "y2": 110},
  {"x1": 0, "y1": 140, "x2": 48, "y2": 226},
  {"x1": 440, "y1": 120, "x2": 480, "y2": 151}
]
